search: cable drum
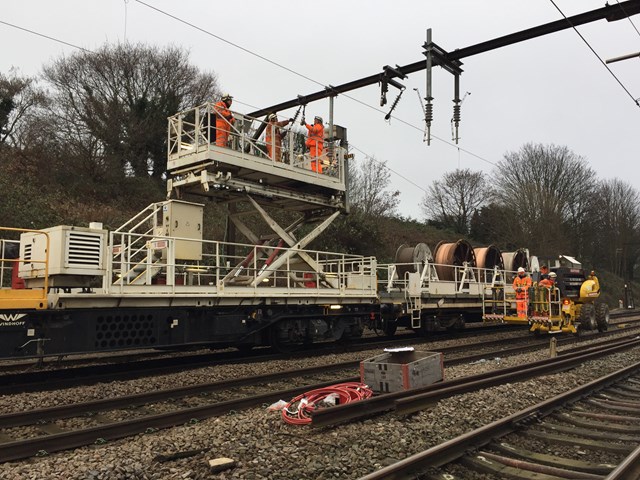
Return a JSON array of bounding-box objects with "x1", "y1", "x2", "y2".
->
[
  {"x1": 474, "y1": 245, "x2": 504, "y2": 282},
  {"x1": 433, "y1": 239, "x2": 476, "y2": 281},
  {"x1": 394, "y1": 243, "x2": 433, "y2": 278},
  {"x1": 502, "y1": 248, "x2": 529, "y2": 273}
]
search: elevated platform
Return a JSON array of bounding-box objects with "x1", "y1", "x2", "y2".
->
[{"x1": 167, "y1": 103, "x2": 348, "y2": 213}]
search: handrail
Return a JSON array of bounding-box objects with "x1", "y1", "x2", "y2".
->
[
  {"x1": 107, "y1": 229, "x2": 376, "y2": 294},
  {"x1": 167, "y1": 102, "x2": 343, "y2": 181}
]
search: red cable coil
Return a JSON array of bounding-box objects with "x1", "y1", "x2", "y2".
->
[{"x1": 281, "y1": 382, "x2": 373, "y2": 425}]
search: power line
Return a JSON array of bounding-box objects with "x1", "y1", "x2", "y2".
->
[
  {"x1": 132, "y1": 1, "x2": 499, "y2": 168},
  {"x1": 133, "y1": 0, "x2": 326, "y2": 90},
  {"x1": 616, "y1": 0, "x2": 640, "y2": 38},
  {"x1": 349, "y1": 143, "x2": 429, "y2": 195},
  {"x1": 549, "y1": 0, "x2": 640, "y2": 107},
  {"x1": 0, "y1": 20, "x2": 93, "y2": 53}
]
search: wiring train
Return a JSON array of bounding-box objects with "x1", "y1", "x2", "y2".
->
[{"x1": 0, "y1": 101, "x2": 608, "y2": 359}]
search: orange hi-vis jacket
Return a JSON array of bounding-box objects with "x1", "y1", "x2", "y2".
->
[
  {"x1": 539, "y1": 278, "x2": 555, "y2": 288},
  {"x1": 265, "y1": 119, "x2": 290, "y2": 161},
  {"x1": 214, "y1": 100, "x2": 235, "y2": 147},
  {"x1": 304, "y1": 123, "x2": 324, "y2": 157},
  {"x1": 513, "y1": 275, "x2": 532, "y2": 297}
]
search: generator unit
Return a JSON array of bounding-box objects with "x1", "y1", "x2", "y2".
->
[{"x1": 19, "y1": 225, "x2": 107, "y2": 288}]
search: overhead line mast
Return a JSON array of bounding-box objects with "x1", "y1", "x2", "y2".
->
[{"x1": 248, "y1": 0, "x2": 640, "y2": 119}]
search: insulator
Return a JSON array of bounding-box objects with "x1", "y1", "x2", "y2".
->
[
  {"x1": 425, "y1": 103, "x2": 433, "y2": 124},
  {"x1": 453, "y1": 104, "x2": 461, "y2": 125}
]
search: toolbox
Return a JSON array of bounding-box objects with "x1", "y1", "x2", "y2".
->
[{"x1": 360, "y1": 349, "x2": 444, "y2": 394}]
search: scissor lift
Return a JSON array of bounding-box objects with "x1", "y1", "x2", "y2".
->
[{"x1": 165, "y1": 102, "x2": 350, "y2": 282}]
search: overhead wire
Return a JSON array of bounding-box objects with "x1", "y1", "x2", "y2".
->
[
  {"x1": 549, "y1": 0, "x2": 639, "y2": 107},
  {"x1": 0, "y1": 6, "x2": 521, "y2": 181},
  {"x1": 5, "y1": 2, "x2": 626, "y2": 184},
  {"x1": 0, "y1": 20, "x2": 93, "y2": 53},
  {"x1": 131, "y1": 1, "x2": 500, "y2": 170},
  {"x1": 616, "y1": 0, "x2": 640, "y2": 39}
]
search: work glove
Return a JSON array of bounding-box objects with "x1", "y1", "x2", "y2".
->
[
  {"x1": 300, "y1": 117, "x2": 306, "y2": 126},
  {"x1": 516, "y1": 288, "x2": 522, "y2": 293},
  {"x1": 289, "y1": 118, "x2": 293, "y2": 123}
]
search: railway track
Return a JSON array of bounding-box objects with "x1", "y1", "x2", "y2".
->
[
  {"x1": 360, "y1": 360, "x2": 640, "y2": 480},
  {"x1": 0, "y1": 324, "x2": 529, "y2": 394},
  {"x1": 3, "y1": 310, "x2": 636, "y2": 374},
  {"x1": 2, "y1": 318, "x2": 640, "y2": 396},
  {"x1": 1, "y1": 332, "x2": 639, "y2": 464},
  {"x1": 0, "y1": 321, "x2": 522, "y2": 372}
]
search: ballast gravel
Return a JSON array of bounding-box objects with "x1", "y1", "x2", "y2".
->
[{"x1": 1, "y1": 330, "x2": 639, "y2": 480}]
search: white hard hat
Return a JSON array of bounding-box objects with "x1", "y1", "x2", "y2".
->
[
  {"x1": 221, "y1": 93, "x2": 233, "y2": 101},
  {"x1": 549, "y1": 272, "x2": 557, "y2": 278},
  {"x1": 268, "y1": 113, "x2": 277, "y2": 121},
  {"x1": 517, "y1": 267, "x2": 525, "y2": 273}
]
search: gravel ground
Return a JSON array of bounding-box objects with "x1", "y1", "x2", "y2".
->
[{"x1": 1, "y1": 331, "x2": 639, "y2": 480}]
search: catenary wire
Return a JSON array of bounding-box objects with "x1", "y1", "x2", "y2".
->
[
  {"x1": 0, "y1": 14, "x2": 499, "y2": 174},
  {"x1": 131, "y1": 1, "x2": 501, "y2": 167},
  {"x1": 549, "y1": 0, "x2": 639, "y2": 107},
  {"x1": 616, "y1": 0, "x2": 640, "y2": 39},
  {"x1": 0, "y1": 20, "x2": 93, "y2": 53}
]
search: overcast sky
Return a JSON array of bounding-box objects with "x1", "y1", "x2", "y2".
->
[{"x1": 2, "y1": 1, "x2": 639, "y2": 219}]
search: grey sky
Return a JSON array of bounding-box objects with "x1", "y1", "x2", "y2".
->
[{"x1": 2, "y1": 1, "x2": 639, "y2": 219}]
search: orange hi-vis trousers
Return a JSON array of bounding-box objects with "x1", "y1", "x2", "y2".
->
[{"x1": 516, "y1": 292, "x2": 529, "y2": 318}]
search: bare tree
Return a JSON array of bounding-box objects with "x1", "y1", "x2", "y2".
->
[
  {"x1": 0, "y1": 69, "x2": 48, "y2": 148},
  {"x1": 421, "y1": 168, "x2": 487, "y2": 235},
  {"x1": 348, "y1": 156, "x2": 400, "y2": 217},
  {"x1": 491, "y1": 143, "x2": 596, "y2": 257},
  {"x1": 42, "y1": 43, "x2": 220, "y2": 179},
  {"x1": 591, "y1": 179, "x2": 640, "y2": 277}
]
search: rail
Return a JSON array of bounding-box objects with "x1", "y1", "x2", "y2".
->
[
  {"x1": 311, "y1": 336, "x2": 640, "y2": 427},
  {"x1": 360, "y1": 359, "x2": 640, "y2": 479}
]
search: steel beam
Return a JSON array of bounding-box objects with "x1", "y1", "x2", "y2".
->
[{"x1": 248, "y1": 0, "x2": 640, "y2": 118}]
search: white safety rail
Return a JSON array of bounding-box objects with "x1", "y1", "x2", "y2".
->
[
  {"x1": 166, "y1": 102, "x2": 346, "y2": 188},
  {"x1": 107, "y1": 230, "x2": 377, "y2": 299},
  {"x1": 381, "y1": 261, "x2": 507, "y2": 297}
]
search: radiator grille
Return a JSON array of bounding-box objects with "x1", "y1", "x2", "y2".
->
[{"x1": 65, "y1": 231, "x2": 103, "y2": 268}]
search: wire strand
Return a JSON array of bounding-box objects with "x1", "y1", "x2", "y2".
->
[
  {"x1": 132, "y1": 1, "x2": 500, "y2": 167},
  {"x1": 616, "y1": 0, "x2": 640, "y2": 39},
  {"x1": 133, "y1": 0, "x2": 326, "y2": 90},
  {"x1": 0, "y1": 20, "x2": 93, "y2": 53},
  {"x1": 549, "y1": 0, "x2": 639, "y2": 107}
]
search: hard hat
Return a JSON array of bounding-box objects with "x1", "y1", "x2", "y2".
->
[
  {"x1": 549, "y1": 272, "x2": 557, "y2": 278},
  {"x1": 314, "y1": 115, "x2": 323, "y2": 123},
  {"x1": 517, "y1": 267, "x2": 525, "y2": 273},
  {"x1": 590, "y1": 270, "x2": 595, "y2": 275},
  {"x1": 268, "y1": 113, "x2": 277, "y2": 121},
  {"x1": 221, "y1": 93, "x2": 233, "y2": 101}
]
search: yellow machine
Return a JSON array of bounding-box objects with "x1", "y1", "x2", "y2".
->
[{"x1": 483, "y1": 266, "x2": 609, "y2": 334}]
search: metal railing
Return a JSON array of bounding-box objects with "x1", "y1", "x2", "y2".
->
[
  {"x1": 380, "y1": 261, "x2": 508, "y2": 295},
  {"x1": 167, "y1": 102, "x2": 345, "y2": 183},
  {"x1": 108, "y1": 229, "x2": 377, "y2": 297}
]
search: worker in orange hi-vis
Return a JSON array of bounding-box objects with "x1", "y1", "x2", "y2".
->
[
  {"x1": 213, "y1": 94, "x2": 235, "y2": 147},
  {"x1": 301, "y1": 115, "x2": 324, "y2": 173},
  {"x1": 513, "y1": 267, "x2": 532, "y2": 318},
  {"x1": 265, "y1": 113, "x2": 293, "y2": 162}
]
